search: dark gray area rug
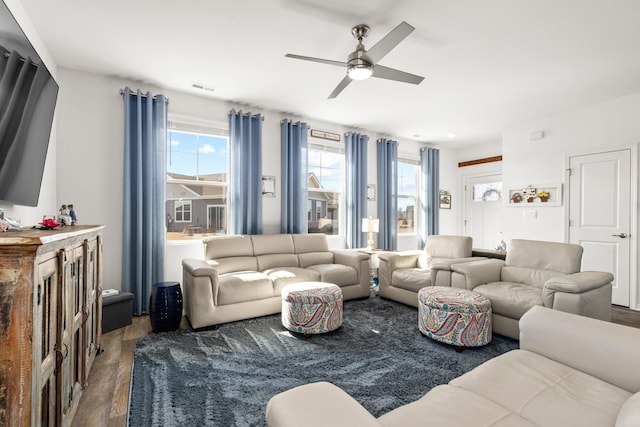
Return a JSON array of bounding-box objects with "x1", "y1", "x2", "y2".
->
[{"x1": 129, "y1": 296, "x2": 518, "y2": 426}]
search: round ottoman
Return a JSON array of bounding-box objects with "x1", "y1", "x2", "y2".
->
[
  {"x1": 281, "y1": 282, "x2": 343, "y2": 337},
  {"x1": 418, "y1": 286, "x2": 492, "y2": 351}
]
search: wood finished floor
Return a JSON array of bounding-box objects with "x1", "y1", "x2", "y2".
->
[{"x1": 72, "y1": 305, "x2": 640, "y2": 427}]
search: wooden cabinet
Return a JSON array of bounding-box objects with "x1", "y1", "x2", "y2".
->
[{"x1": 0, "y1": 225, "x2": 104, "y2": 427}]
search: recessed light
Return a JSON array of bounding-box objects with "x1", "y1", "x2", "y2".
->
[{"x1": 448, "y1": 132, "x2": 458, "y2": 138}]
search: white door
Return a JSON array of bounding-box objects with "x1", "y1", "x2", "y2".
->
[
  {"x1": 464, "y1": 174, "x2": 504, "y2": 249},
  {"x1": 568, "y1": 149, "x2": 631, "y2": 306}
]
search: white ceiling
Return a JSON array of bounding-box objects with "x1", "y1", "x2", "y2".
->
[{"x1": 19, "y1": 0, "x2": 640, "y2": 147}]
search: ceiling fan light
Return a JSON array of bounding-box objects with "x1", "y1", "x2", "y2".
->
[{"x1": 348, "y1": 64, "x2": 373, "y2": 80}]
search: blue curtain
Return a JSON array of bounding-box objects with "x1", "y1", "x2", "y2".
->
[
  {"x1": 345, "y1": 132, "x2": 368, "y2": 248},
  {"x1": 122, "y1": 88, "x2": 167, "y2": 315},
  {"x1": 377, "y1": 138, "x2": 398, "y2": 250},
  {"x1": 229, "y1": 109, "x2": 262, "y2": 235},
  {"x1": 281, "y1": 120, "x2": 309, "y2": 233},
  {"x1": 421, "y1": 147, "x2": 440, "y2": 242}
]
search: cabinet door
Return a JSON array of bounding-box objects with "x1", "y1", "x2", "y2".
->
[
  {"x1": 83, "y1": 237, "x2": 101, "y2": 378},
  {"x1": 35, "y1": 256, "x2": 59, "y2": 427},
  {"x1": 57, "y1": 245, "x2": 85, "y2": 426}
]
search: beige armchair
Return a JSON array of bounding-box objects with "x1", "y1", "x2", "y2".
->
[
  {"x1": 451, "y1": 239, "x2": 613, "y2": 339},
  {"x1": 377, "y1": 235, "x2": 485, "y2": 307}
]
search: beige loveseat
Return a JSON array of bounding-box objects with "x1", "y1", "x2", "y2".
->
[
  {"x1": 266, "y1": 306, "x2": 640, "y2": 427},
  {"x1": 449, "y1": 239, "x2": 613, "y2": 339},
  {"x1": 377, "y1": 235, "x2": 485, "y2": 307},
  {"x1": 182, "y1": 234, "x2": 370, "y2": 328}
]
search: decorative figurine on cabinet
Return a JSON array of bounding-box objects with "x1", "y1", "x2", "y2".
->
[
  {"x1": 58, "y1": 204, "x2": 73, "y2": 226},
  {"x1": 68, "y1": 204, "x2": 78, "y2": 225}
]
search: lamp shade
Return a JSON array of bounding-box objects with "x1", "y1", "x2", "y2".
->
[{"x1": 362, "y1": 217, "x2": 379, "y2": 233}]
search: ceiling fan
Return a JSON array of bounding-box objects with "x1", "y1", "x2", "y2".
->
[{"x1": 285, "y1": 21, "x2": 424, "y2": 99}]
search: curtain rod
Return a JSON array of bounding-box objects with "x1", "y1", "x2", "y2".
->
[{"x1": 119, "y1": 88, "x2": 169, "y2": 103}]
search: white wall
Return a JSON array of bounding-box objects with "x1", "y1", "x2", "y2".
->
[
  {"x1": 0, "y1": 0, "x2": 57, "y2": 225},
  {"x1": 55, "y1": 68, "x2": 426, "y2": 289}
]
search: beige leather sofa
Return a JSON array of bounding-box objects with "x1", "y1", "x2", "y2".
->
[
  {"x1": 266, "y1": 306, "x2": 640, "y2": 427},
  {"x1": 182, "y1": 234, "x2": 370, "y2": 328},
  {"x1": 449, "y1": 239, "x2": 613, "y2": 339},
  {"x1": 377, "y1": 235, "x2": 485, "y2": 307}
]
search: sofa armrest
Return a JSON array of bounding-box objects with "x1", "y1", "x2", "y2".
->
[
  {"x1": 450, "y1": 259, "x2": 504, "y2": 290},
  {"x1": 182, "y1": 258, "x2": 219, "y2": 279},
  {"x1": 266, "y1": 382, "x2": 381, "y2": 427},
  {"x1": 544, "y1": 271, "x2": 614, "y2": 293},
  {"x1": 520, "y1": 306, "x2": 640, "y2": 393},
  {"x1": 332, "y1": 250, "x2": 370, "y2": 285}
]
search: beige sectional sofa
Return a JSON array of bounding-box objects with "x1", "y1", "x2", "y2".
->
[
  {"x1": 266, "y1": 306, "x2": 640, "y2": 427},
  {"x1": 182, "y1": 233, "x2": 370, "y2": 328}
]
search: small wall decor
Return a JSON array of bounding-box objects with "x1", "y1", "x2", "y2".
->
[
  {"x1": 262, "y1": 176, "x2": 276, "y2": 197},
  {"x1": 439, "y1": 190, "x2": 451, "y2": 209},
  {"x1": 507, "y1": 183, "x2": 561, "y2": 206},
  {"x1": 310, "y1": 129, "x2": 341, "y2": 141},
  {"x1": 367, "y1": 184, "x2": 376, "y2": 201}
]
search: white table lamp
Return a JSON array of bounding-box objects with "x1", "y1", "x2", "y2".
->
[{"x1": 362, "y1": 217, "x2": 379, "y2": 251}]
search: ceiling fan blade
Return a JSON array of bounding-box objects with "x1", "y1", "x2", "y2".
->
[
  {"x1": 366, "y1": 22, "x2": 415, "y2": 64},
  {"x1": 372, "y1": 64, "x2": 424, "y2": 85},
  {"x1": 328, "y1": 75, "x2": 352, "y2": 99},
  {"x1": 285, "y1": 53, "x2": 347, "y2": 68}
]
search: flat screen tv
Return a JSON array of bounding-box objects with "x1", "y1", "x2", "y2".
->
[{"x1": 0, "y1": 0, "x2": 58, "y2": 207}]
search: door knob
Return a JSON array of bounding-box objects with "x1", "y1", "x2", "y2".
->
[{"x1": 612, "y1": 233, "x2": 628, "y2": 238}]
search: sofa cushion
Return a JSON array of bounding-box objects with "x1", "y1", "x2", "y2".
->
[
  {"x1": 257, "y1": 254, "x2": 299, "y2": 270},
  {"x1": 501, "y1": 266, "x2": 564, "y2": 289},
  {"x1": 252, "y1": 234, "x2": 294, "y2": 255},
  {"x1": 207, "y1": 257, "x2": 257, "y2": 275},
  {"x1": 378, "y1": 384, "x2": 536, "y2": 427},
  {"x1": 204, "y1": 235, "x2": 254, "y2": 259},
  {"x1": 217, "y1": 271, "x2": 273, "y2": 305},
  {"x1": 425, "y1": 235, "x2": 472, "y2": 266},
  {"x1": 298, "y1": 252, "x2": 334, "y2": 268},
  {"x1": 392, "y1": 268, "x2": 431, "y2": 292},
  {"x1": 474, "y1": 282, "x2": 542, "y2": 319},
  {"x1": 292, "y1": 233, "x2": 329, "y2": 253},
  {"x1": 616, "y1": 392, "x2": 640, "y2": 427},
  {"x1": 451, "y1": 349, "x2": 631, "y2": 427},
  {"x1": 507, "y1": 239, "x2": 583, "y2": 274},
  {"x1": 306, "y1": 264, "x2": 358, "y2": 286},
  {"x1": 264, "y1": 267, "x2": 321, "y2": 296}
]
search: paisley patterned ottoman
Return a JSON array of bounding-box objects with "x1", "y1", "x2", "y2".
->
[
  {"x1": 281, "y1": 282, "x2": 343, "y2": 337},
  {"x1": 418, "y1": 286, "x2": 492, "y2": 351}
]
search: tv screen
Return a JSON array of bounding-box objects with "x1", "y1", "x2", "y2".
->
[{"x1": 0, "y1": 0, "x2": 58, "y2": 207}]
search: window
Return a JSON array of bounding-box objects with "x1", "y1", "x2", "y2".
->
[
  {"x1": 174, "y1": 200, "x2": 192, "y2": 222},
  {"x1": 308, "y1": 144, "x2": 343, "y2": 235},
  {"x1": 166, "y1": 121, "x2": 229, "y2": 235},
  {"x1": 473, "y1": 182, "x2": 502, "y2": 201},
  {"x1": 398, "y1": 160, "x2": 418, "y2": 234}
]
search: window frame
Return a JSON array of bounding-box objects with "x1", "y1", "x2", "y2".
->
[{"x1": 174, "y1": 200, "x2": 192, "y2": 223}]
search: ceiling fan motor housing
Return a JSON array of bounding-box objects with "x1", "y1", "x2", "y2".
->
[{"x1": 347, "y1": 45, "x2": 373, "y2": 80}]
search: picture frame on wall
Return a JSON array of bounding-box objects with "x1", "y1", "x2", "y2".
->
[{"x1": 439, "y1": 190, "x2": 451, "y2": 209}]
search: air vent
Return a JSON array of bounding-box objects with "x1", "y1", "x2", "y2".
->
[{"x1": 191, "y1": 82, "x2": 215, "y2": 93}]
